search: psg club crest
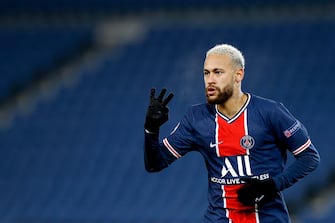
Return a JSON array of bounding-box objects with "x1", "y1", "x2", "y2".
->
[{"x1": 240, "y1": 135, "x2": 255, "y2": 150}]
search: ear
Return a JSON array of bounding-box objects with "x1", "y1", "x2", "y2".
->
[{"x1": 235, "y1": 68, "x2": 244, "y2": 83}]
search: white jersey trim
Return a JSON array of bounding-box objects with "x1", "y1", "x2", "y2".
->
[
  {"x1": 163, "y1": 138, "x2": 182, "y2": 159},
  {"x1": 292, "y1": 139, "x2": 311, "y2": 156},
  {"x1": 215, "y1": 93, "x2": 251, "y2": 123}
]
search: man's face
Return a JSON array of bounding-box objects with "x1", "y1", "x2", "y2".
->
[{"x1": 203, "y1": 53, "x2": 238, "y2": 104}]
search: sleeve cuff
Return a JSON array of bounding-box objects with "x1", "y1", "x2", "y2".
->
[{"x1": 145, "y1": 129, "x2": 158, "y2": 134}]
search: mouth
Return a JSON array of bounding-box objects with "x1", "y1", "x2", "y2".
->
[{"x1": 206, "y1": 86, "x2": 217, "y2": 96}]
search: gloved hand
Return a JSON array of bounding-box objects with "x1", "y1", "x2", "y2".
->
[
  {"x1": 237, "y1": 177, "x2": 277, "y2": 206},
  {"x1": 145, "y1": 88, "x2": 174, "y2": 133}
]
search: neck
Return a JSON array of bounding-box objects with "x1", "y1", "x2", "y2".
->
[{"x1": 217, "y1": 92, "x2": 247, "y2": 118}]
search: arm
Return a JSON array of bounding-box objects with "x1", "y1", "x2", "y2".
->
[
  {"x1": 144, "y1": 88, "x2": 174, "y2": 173},
  {"x1": 272, "y1": 144, "x2": 320, "y2": 191},
  {"x1": 270, "y1": 104, "x2": 321, "y2": 190},
  {"x1": 238, "y1": 102, "x2": 320, "y2": 206},
  {"x1": 144, "y1": 131, "x2": 169, "y2": 172},
  {"x1": 238, "y1": 145, "x2": 320, "y2": 207}
]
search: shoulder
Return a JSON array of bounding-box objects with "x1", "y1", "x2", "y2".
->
[
  {"x1": 249, "y1": 93, "x2": 285, "y2": 113},
  {"x1": 250, "y1": 94, "x2": 279, "y2": 107},
  {"x1": 182, "y1": 103, "x2": 216, "y2": 123},
  {"x1": 188, "y1": 103, "x2": 215, "y2": 115},
  {"x1": 249, "y1": 94, "x2": 296, "y2": 123}
]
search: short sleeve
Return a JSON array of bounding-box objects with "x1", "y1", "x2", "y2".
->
[
  {"x1": 162, "y1": 107, "x2": 197, "y2": 160},
  {"x1": 270, "y1": 102, "x2": 311, "y2": 156}
]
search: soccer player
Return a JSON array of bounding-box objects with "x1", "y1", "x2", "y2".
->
[{"x1": 144, "y1": 44, "x2": 320, "y2": 223}]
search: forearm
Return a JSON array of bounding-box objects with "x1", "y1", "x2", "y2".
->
[
  {"x1": 273, "y1": 146, "x2": 320, "y2": 191},
  {"x1": 143, "y1": 88, "x2": 174, "y2": 172},
  {"x1": 144, "y1": 131, "x2": 169, "y2": 172}
]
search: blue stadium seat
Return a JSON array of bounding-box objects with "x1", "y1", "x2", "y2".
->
[{"x1": 0, "y1": 26, "x2": 93, "y2": 102}]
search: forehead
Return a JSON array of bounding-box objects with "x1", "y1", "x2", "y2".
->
[{"x1": 204, "y1": 53, "x2": 233, "y2": 70}]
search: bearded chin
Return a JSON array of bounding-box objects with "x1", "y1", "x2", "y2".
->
[{"x1": 206, "y1": 86, "x2": 233, "y2": 105}]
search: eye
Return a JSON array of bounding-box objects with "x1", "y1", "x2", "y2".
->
[
  {"x1": 203, "y1": 71, "x2": 209, "y2": 76},
  {"x1": 215, "y1": 70, "x2": 224, "y2": 75}
]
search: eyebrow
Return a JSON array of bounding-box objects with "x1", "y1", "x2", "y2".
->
[{"x1": 204, "y1": 68, "x2": 225, "y2": 72}]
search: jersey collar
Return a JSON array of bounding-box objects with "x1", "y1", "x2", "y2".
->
[{"x1": 215, "y1": 93, "x2": 251, "y2": 123}]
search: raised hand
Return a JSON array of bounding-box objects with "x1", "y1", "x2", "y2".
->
[{"x1": 145, "y1": 88, "x2": 174, "y2": 133}]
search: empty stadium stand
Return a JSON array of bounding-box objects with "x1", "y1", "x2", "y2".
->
[{"x1": 0, "y1": 26, "x2": 93, "y2": 102}]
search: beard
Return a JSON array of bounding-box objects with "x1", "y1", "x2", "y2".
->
[{"x1": 206, "y1": 84, "x2": 233, "y2": 105}]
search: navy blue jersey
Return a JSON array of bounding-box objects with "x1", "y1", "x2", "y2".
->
[{"x1": 145, "y1": 93, "x2": 319, "y2": 223}]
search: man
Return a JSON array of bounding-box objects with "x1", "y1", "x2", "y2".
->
[{"x1": 144, "y1": 44, "x2": 320, "y2": 223}]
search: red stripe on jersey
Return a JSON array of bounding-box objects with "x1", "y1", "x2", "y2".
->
[
  {"x1": 228, "y1": 211, "x2": 258, "y2": 223},
  {"x1": 223, "y1": 185, "x2": 252, "y2": 210},
  {"x1": 216, "y1": 110, "x2": 248, "y2": 157},
  {"x1": 216, "y1": 109, "x2": 258, "y2": 221},
  {"x1": 223, "y1": 185, "x2": 258, "y2": 222}
]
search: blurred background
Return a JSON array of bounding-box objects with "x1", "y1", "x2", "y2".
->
[{"x1": 0, "y1": 0, "x2": 334, "y2": 222}]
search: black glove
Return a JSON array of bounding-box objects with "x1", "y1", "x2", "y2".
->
[
  {"x1": 145, "y1": 88, "x2": 174, "y2": 133},
  {"x1": 237, "y1": 177, "x2": 277, "y2": 206}
]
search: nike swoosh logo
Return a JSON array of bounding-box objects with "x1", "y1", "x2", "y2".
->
[
  {"x1": 209, "y1": 141, "x2": 223, "y2": 148},
  {"x1": 255, "y1": 195, "x2": 265, "y2": 203}
]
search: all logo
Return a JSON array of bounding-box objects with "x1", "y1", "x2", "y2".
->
[
  {"x1": 221, "y1": 155, "x2": 253, "y2": 178},
  {"x1": 240, "y1": 135, "x2": 255, "y2": 150}
]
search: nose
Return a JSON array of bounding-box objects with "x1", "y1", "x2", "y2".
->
[{"x1": 206, "y1": 72, "x2": 216, "y2": 84}]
